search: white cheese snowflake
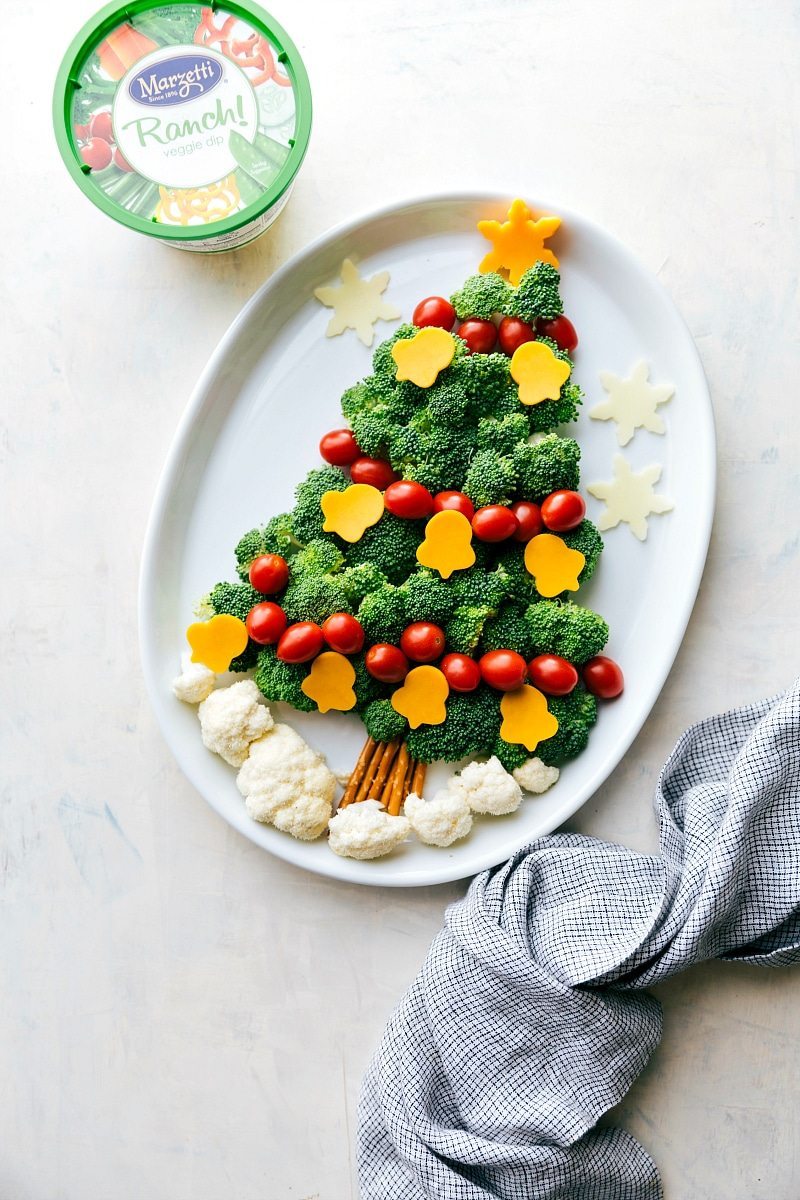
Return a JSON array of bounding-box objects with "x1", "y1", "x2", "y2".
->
[
  {"x1": 590, "y1": 361, "x2": 674, "y2": 446},
  {"x1": 314, "y1": 258, "x2": 400, "y2": 347},
  {"x1": 587, "y1": 455, "x2": 674, "y2": 541}
]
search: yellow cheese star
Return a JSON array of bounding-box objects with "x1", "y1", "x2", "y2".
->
[
  {"x1": 186, "y1": 614, "x2": 248, "y2": 673},
  {"x1": 301, "y1": 652, "x2": 357, "y2": 714},
  {"x1": 510, "y1": 340, "x2": 571, "y2": 406},
  {"x1": 320, "y1": 483, "x2": 384, "y2": 543},
  {"x1": 391, "y1": 327, "x2": 456, "y2": 388},
  {"x1": 391, "y1": 666, "x2": 449, "y2": 729},
  {"x1": 477, "y1": 198, "x2": 561, "y2": 286},
  {"x1": 524, "y1": 533, "x2": 585, "y2": 597},
  {"x1": 499, "y1": 685, "x2": 559, "y2": 752}
]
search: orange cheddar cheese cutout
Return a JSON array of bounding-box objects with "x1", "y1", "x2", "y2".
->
[
  {"x1": 321, "y1": 483, "x2": 384, "y2": 543},
  {"x1": 416, "y1": 510, "x2": 476, "y2": 579},
  {"x1": 510, "y1": 341, "x2": 571, "y2": 407},
  {"x1": 186, "y1": 614, "x2": 248, "y2": 673},
  {"x1": 391, "y1": 666, "x2": 449, "y2": 729},
  {"x1": 391, "y1": 327, "x2": 456, "y2": 388},
  {"x1": 301, "y1": 652, "x2": 357, "y2": 714},
  {"x1": 499, "y1": 685, "x2": 559, "y2": 751},
  {"x1": 524, "y1": 533, "x2": 585, "y2": 597},
  {"x1": 477, "y1": 199, "x2": 561, "y2": 286}
]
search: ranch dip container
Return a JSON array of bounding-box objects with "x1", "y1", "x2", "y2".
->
[{"x1": 54, "y1": 1, "x2": 311, "y2": 251}]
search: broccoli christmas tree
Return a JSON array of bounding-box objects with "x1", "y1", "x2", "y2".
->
[{"x1": 197, "y1": 204, "x2": 616, "y2": 815}]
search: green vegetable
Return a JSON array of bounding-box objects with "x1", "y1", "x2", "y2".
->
[
  {"x1": 481, "y1": 604, "x2": 536, "y2": 658},
  {"x1": 340, "y1": 563, "x2": 387, "y2": 607},
  {"x1": 563, "y1": 520, "x2": 604, "y2": 583},
  {"x1": 537, "y1": 687, "x2": 598, "y2": 765},
  {"x1": 491, "y1": 738, "x2": 531, "y2": 772},
  {"x1": 206, "y1": 580, "x2": 261, "y2": 671},
  {"x1": 509, "y1": 262, "x2": 564, "y2": 323},
  {"x1": 512, "y1": 434, "x2": 580, "y2": 500},
  {"x1": 236, "y1": 168, "x2": 267, "y2": 209},
  {"x1": 292, "y1": 466, "x2": 347, "y2": 543},
  {"x1": 406, "y1": 687, "x2": 502, "y2": 764},
  {"x1": 444, "y1": 605, "x2": 493, "y2": 654},
  {"x1": 291, "y1": 538, "x2": 346, "y2": 578},
  {"x1": 357, "y1": 584, "x2": 407, "y2": 643},
  {"x1": 526, "y1": 381, "x2": 583, "y2": 433},
  {"x1": 450, "y1": 273, "x2": 512, "y2": 320},
  {"x1": 402, "y1": 571, "x2": 457, "y2": 625},
  {"x1": 450, "y1": 565, "x2": 511, "y2": 610},
  {"x1": 524, "y1": 601, "x2": 609, "y2": 664},
  {"x1": 350, "y1": 409, "x2": 398, "y2": 459},
  {"x1": 463, "y1": 448, "x2": 516, "y2": 508},
  {"x1": 363, "y1": 699, "x2": 408, "y2": 743},
  {"x1": 235, "y1": 513, "x2": 300, "y2": 580},
  {"x1": 255, "y1": 647, "x2": 315, "y2": 711},
  {"x1": 345, "y1": 513, "x2": 424, "y2": 585},
  {"x1": 229, "y1": 130, "x2": 290, "y2": 189},
  {"x1": 281, "y1": 573, "x2": 351, "y2": 625},
  {"x1": 476, "y1": 413, "x2": 529, "y2": 457},
  {"x1": 451, "y1": 353, "x2": 519, "y2": 419}
]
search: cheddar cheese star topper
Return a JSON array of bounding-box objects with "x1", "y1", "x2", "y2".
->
[{"x1": 477, "y1": 198, "x2": 561, "y2": 286}]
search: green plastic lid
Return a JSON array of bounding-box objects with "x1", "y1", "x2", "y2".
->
[{"x1": 54, "y1": 0, "x2": 312, "y2": 248}]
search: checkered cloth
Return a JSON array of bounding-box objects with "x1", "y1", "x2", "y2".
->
[{"x1": 357, "y1": 681, "x2": 800, "y2": 1199}]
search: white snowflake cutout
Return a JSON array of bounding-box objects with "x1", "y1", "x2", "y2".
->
[
  {"x1": 590, "y1": 361, "x2": 674, "y2": 446},
  {"x1": 314, "y1": 259, "x2": 401, "y2": 347},
  {"x1": 587, "y1": 455, "x2": 674, "y2": 541}
]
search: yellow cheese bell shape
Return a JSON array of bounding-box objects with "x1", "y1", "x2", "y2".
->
[
  {"x1": 500, "y1": 685, "x2": 559, "y2": 752},
  {"x1": 524, "y1": 533, "x2": 585, "y2": 598},
  {"x1": 416, "y1": 510, "x2": 476, "y2": 579},
  {"x1": 510, "y1": 341, "x2": 571, "y2": 406},
  {"x1": 300, "y1": 652, "x2": 357, "y2": 714},
  {"x1": 321, "y1": 483, "x2": 384, "y2": 543},
  {"x1": 391, "y1": 327, "x2": 456, "y2": 388},
  {"x1": 186, "y1": 614, "x2": 248, "y2": 673},
  {"x1": 390, "y1": 666, "x2": 449, "y2": 729}
]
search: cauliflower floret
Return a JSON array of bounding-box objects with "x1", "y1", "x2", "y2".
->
[
  {"x1": 404, "y1": 790, "x2": 472, "y2": 847},
  {"x1": 198, "y1": 680, "x2": 273, "y2": 767},
  {"x1": 449, "y1": 755, "x2": 523, "y2": 816},
  {"x1": 513, "y1": 756, "x2": 560, "y2": 795},
  {"x1": 328, "y1": 799, "x2": 409, "y2": 860},
  {"x1": 172, "y1": 653, "x2": 216, "y2": 704},
  {"x1": 237, "y1": 724, "x2": 335, "y2": 840}
]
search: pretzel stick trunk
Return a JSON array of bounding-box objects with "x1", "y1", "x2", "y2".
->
[
  {"x1": 387, "y1": 744, "x2": 410, "y2": 816},
  {"x1": 410, "y1": 760, "x2": 426, "y2": 797},
  {"x1": 354, "y1": 739, "x2": 386, "y2": 805},
  {"x1": 339, "y1": 736, "x2": 377, "y2": 808},
  {"x1": 368, "y1": 739, "x2": 400, "y2": 800}
]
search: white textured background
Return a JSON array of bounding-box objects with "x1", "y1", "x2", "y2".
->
[{"x1": 3, "y1": 1, "x2": 800, "y2": 1197}]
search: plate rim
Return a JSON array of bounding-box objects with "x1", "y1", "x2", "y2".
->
[{"x1": 139, "y1": 189, "x2": 716, "y2": 887}]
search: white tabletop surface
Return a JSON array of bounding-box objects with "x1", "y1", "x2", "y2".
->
[{"x1": 4, "y1": 1, "x2": 799, "y2": 1196}]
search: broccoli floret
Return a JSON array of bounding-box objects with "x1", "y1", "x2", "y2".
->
[
  {"x1": 345, "y1": 513, "x2": 424, "y2": 586},
  {"x1": 489, "y1": 543, "x2": 540, "y2": 605},
  {"x1": 372, "y1": 324, "x2": 418, "y2": 377},
  {"x1": 340, "y1": 378, "x2": 383, "y2": 421},
  {"x1": 402, "y1": 460, "x2": 453, "y2": 495},
  {"x1": 350, "y1": 409, "x2": 399, "y2": 460},
  {"x1": 526, "y1": 383, "x2": 583, "y2": 433},
  {"x1": 562, "y1": 520, "x2": 603, "y2": 583},
  {"x1": 363, "y1": 699, "x2": 408, "y2": 743},
  {"x1": 340, "y1": 562, "x2": 387, "y2": 607},
  {"x1": 512, "y1": 434, "x2": 580, "y2": 500},
  {"x1": 525, "y1": 601, "x2": 609, "y2": 665},
  {"x1": 463, "y1": 448, "x2": 516, "y2": 508},
  {"x1": 388, "y1": 424, "x2": 426, "y2": 469},
  {"x1": 281, "y1": 572, "x2": 351, "y2": 625},
  {"x1": 450, "y1": 273, "x2": 512, "y2": 320},
  {"x1": 207, "y1": 580, "x2": 260, "y2": 623},
  {"x1": 402, "y1": 571, "x2": 457, "y2": 624},
  {"x1": 234, "y1": 513, "x2": 301, "y2": 580},
  {"x1": 451, "y1": 352, "x2": 519, "y2": 419},
  {"x1": 406, "y1": 686, "x2": 501, "y2": 764},
  {"x1": 537, "y1": 687, "x2": 598, "y2": 765},
  {"x1": 407, "y1": 425, "x2": 478, "y2": 493},
  {"x1": 352, "y1": 652, "x2": 383, "y2": 710},
  {"x1": 510, "y1": 263, "x2": 563, "y2": 323},
  {"x1": 254, "y1": 646, "x2": 315, "y2": 711},
  {"x1": 292, "y1": 466, "x2": 347, "y2": 543},
  {"x1": 480, "y1": 603, "x2": 536, "y2": 658},
  {"x1": 357, "y1": 584, "x2": 407, "y2": 643},
  {"x1": 450, "y1": 565, "x2": 511, "y2": 610},
  {"x1": 291, "y1": 537, "x2": 345, "y2": 578},
  {"x1": 424, "y1": 380, "x2": 470, "y2": 428},
  {"x1": 492, "y1": 737, "x2": 531, "y2": 772},
  {"x1": 476, "y1": 413, "x2": 530, "y2": 457},
  {"x1": 445, "y1": 605, "x2": 492, "y2": 654}
]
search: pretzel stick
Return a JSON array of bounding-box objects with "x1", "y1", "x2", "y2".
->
[
  {"x1": 368, "y1": 739, "x2": 400, "y2": 802},
  {"x1": 410, "y1": 760, "x2": 427, "y2": 798},
  {"x1": 403, "y1": 755, "x2": 416, "y2": 800},
  {"x1": 387, "y1": 744, "x2": 410, "y2": 816},
  {"x1": 339, "y1": 736, "x2": 377, "y2": 808},
  {"x1": 354, "y1": 739, "x2": 387, "y2": 805}
]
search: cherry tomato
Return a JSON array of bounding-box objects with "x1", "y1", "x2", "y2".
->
[
  {"x1": 349, "y1": 457, "x2": 398, "y2": 490},
  {"x1": 384, "y1": 480, "x2": 434, "y2": 520},
  {"x1": 498, "y1": 316, "x2": 536, "y2": 356},
  {"x1": 433, "y1": 490, "x2": 475, "y2": 521},
  {"x1": 321, "y1": 612, "x2": 364, "y2": 655},
  {"x1": 89, "y1": 110, "x2": 114, "y2": 143},
  {"x1": 472, "y1": 505, "x2": 518, "y2": 542},
  {"x1": 248, "y1": 553, "x2": 289, "y2": 594},
  {"x1": 537, "y1": 315, "x2": 579, "y2": 354},
  {"x1": 80, "y1": 138, "x2": 112, "y2": 171},
  {"x1": 540, "y1": 490, "x2": 586, "y2": 532},
  {"x1": 479, "y1": 649, "x2": 528, "y2": 692},
  {"x1": 413, "y1": 296, "x2": 456, "y2": 330},
  {"x1": 365, "y1": 643, "x2": 409, "y2": 683},
  {"x1": 510, "y1": 500, "x2": 543, "y2": 542},
  {"x1": 440, "y1": 653, "x2": 481, "y2": 693},
  {"x1": 74, "y1": 123, "x2": 90, "y2": 141},
  {"x1": 320, "y1": 428, "x2": 361, "y2": 466},
  {"x1": 527, "y1": 654, "x2": 578, "y2": 696},
  {"x1": 457, "y1": 318, "x2": 497, "y2": 355},
  {"x1": 276, "y1": 621, "x2": 324, "y2": 663},
  {"x1": 113, "y1": 147, "x2": 134, "y2": 172},
  {"x1": 582, "y1": 655, "x2": 624, "y2": 699},
  {"x1": 400, "y1": 621, "x2": 446, "y2": 663},
  {"x1": 246, "y1": 602, "x2": 287, "y2": 646}
]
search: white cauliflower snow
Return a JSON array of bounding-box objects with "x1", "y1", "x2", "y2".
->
[
  {"x1": 404, "y1": 790, "x2": 473, "y2": 847},
  {"x1": 328, "y1": 799, "x2": 409, "y2": 860},
  {"x1": 449, "y1": 755, "x2": 523, "y2": 816},
  {"x1": 197, "y1": 680, "x2": 274, "y2": 767},
  {"x1": 172, "y1": 653, "x2": 216, "y2": 704},
  {"x1": 237, "y1": 723, "x2": 336, "y2": 840},
  {"x1": 513, "y1": 757, "x2": 560, "y2": 795}
]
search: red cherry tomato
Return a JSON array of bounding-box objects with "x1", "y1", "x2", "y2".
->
[
  {"x1": 113, "y1": 147, "x2": 134, "y2": 172},
  {"x1": 472, "y1": 505, "x2": 518, "y2": 542},
  {"x1": 79, "y1": 138, "x2": 112, "y2": 170},
  {"x1": 89, "y1": 110, "x2": 114, "y2": 143},
  {"x1": 510, "y1": 501, "x2": 543, "y2": 542},
  {"x1": 479, "y1": 649, "x2": 528, "y2": 692},
  {"x1": 582, "y1": 656, "x2": 624, "y2": 699},
  {"x1": 248, "y1": 553, "x2": 289, "y2": 594},
  {"x1": 498, "y1": 316, "x2": 536, "y2": 356},
  {"x1": 246, "y1": 602, "x2": 287, "y2": 646},
  {"x1": 440, "y1": 653, "x2": 481, "y2": 693},
  {"x1": 365, "y1": 643, "x2": 409, "y2": 683},
  {"x1": 321, "y1": 612, "x2": 365, "y2": 655},
  {"x1": 276, "y1": 621, "x2": 324, "y2": 663},
  {"x1": 457, "y1": 318, "x2": 497, "y2": 355},
  {"x1": 527, "y1": 654, "x2": 578, "y2": 696},
  {"x1": 400, "y1": 622, "x2": 446, "y2": 663},
  {"x1": 384, "y1": 480, "x2": 434, "y2": 520},
  {"x1": 74, "y1": 122, "x2": 90, "y2": 141},
  {"x1": 537, "y1": 315, "x2": 578, "y2": 353},
  {"x1": 412, "y1": 296, "x2": 456, "y2": 330},
  {"x1": 433, "y1": 490, "x2": 475, "y2": 521},
  {"x1": 319, "y1": 428, "x2": 361, "y2": 466},
  {"x1": 349, "y1": 457, "x2": 398, "y2": 490},
  {"x1": 540, "y1": 490, "x2": 586, "y2": 532}
]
